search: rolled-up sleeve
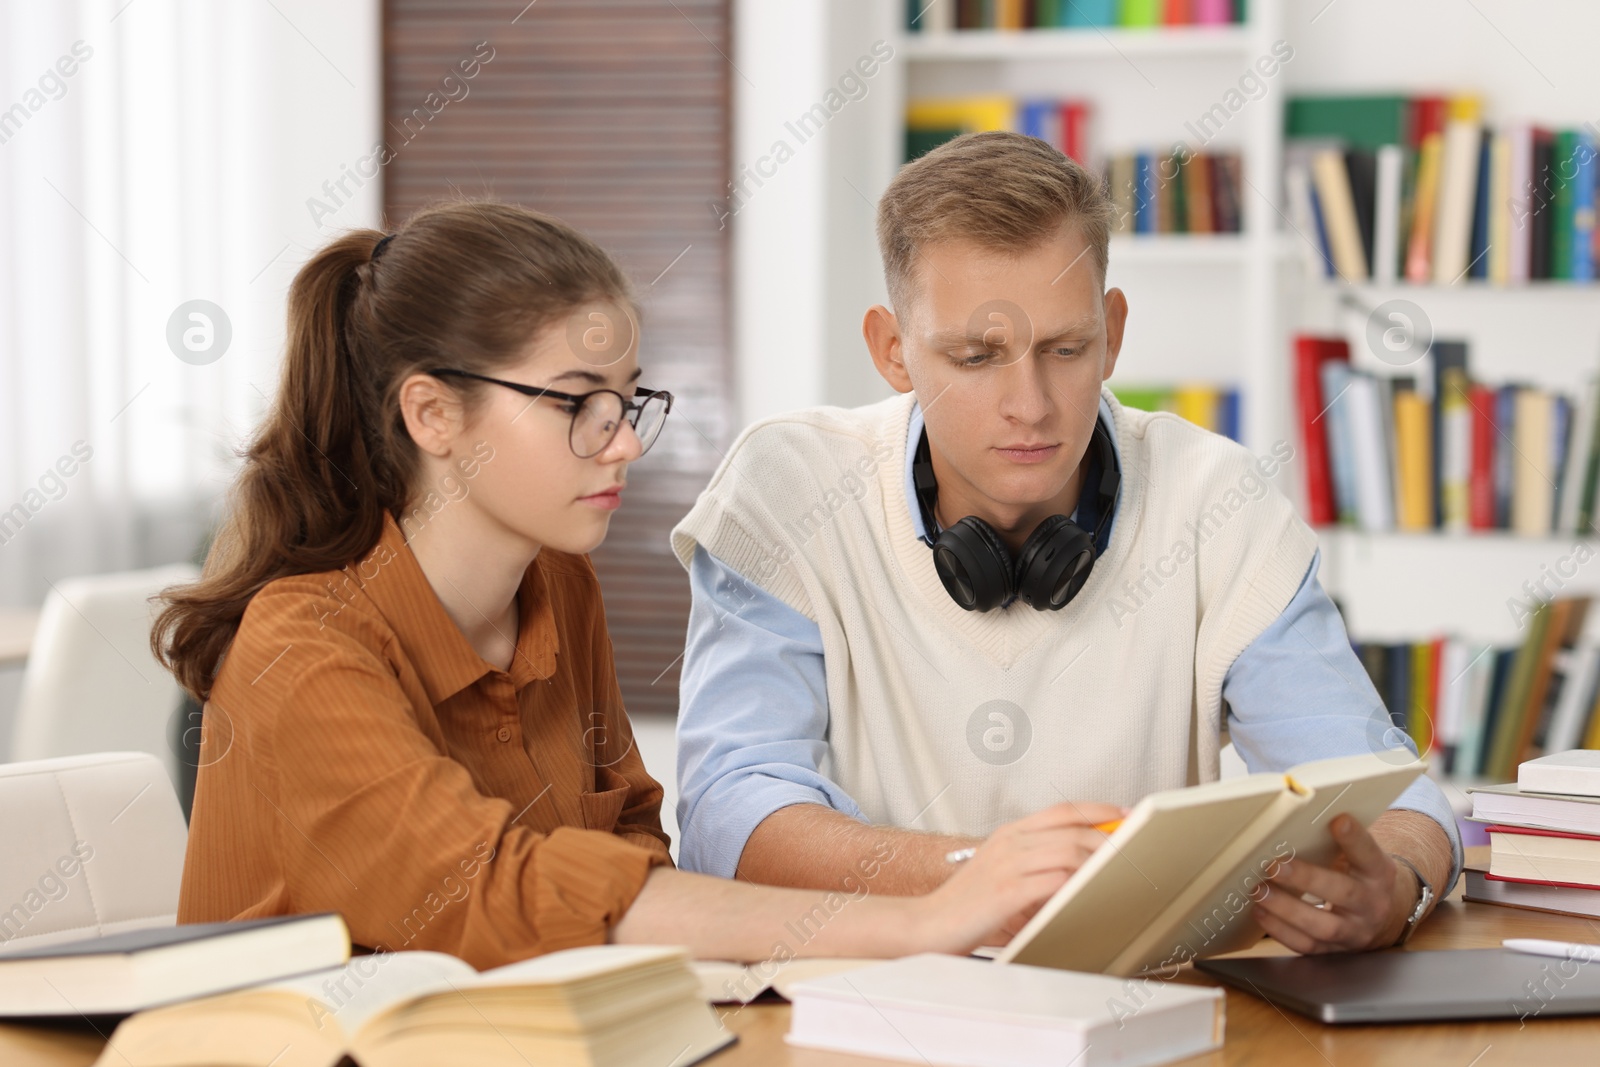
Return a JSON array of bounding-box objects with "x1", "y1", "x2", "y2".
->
[
  {"x1": 1223, "y1": 550, "x2": 1464, "y2": 895},
  {"x1": 675, "y1": 546, "x2": 866, "y2": 877}
]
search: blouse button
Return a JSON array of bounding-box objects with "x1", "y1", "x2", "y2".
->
[{"x1": 496, "y1": 726, "x2": 512, "y2": 743}]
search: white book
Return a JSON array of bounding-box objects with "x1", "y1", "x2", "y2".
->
[
  {"x1": 1508, "y1": 123, "x2": 1534, "y2": 284},
  {"x1": 786, "y1": 954, "x2": 1224, "y2": 1067},
  {"x1": 1436, "y1": 639, "x2": 1471, "y2": 753},
  {"x1": 1320, "y1": 360, "x2": 1359, "y2": 523},
  {"x1": 1347, "y1": 372, "x2": 1396, "y2": 531},
  {"x1": 1456, "y1": 644, "x2": 1497, "y2": 777},
  {"x1": 1285, "y1": 162, "x2": 1328, "y2": 277},
  {"x1": 1546, "y1": 649, "x2": 1600, "y2": 756},
  {"x1": 1468, "y1": 782, "x2": 1600, "y2": 836},
  {"x1": 1559, "y1": 380, "x2": 1599, "y2": 534},
  {"x1": 923, "y1": 0, "x2": 956, "y2": 32},
  {"x1": 1373, "y1": 145, "x2": 1404, "y2": 284},
  {"x1": 1519, "y1": 750, "x2": 1600, "y2": 798},
  {"x1": 1433, "y1": 114, "x2": 1483, "y2": 283}
]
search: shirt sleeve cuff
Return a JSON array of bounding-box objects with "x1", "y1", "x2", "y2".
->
[
  {"x1": 1388, "y1": 776, "x2": 1464, "y2": 898},
  {"x1": 531, "y1": 826, "x2": 670, "y2": 953},
  {"x1": 679, "y1": 776, "x2": 866, "y2": 879}
]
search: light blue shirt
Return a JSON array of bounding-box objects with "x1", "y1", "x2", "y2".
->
[{"x1": 675, "y1": 399, "x2": 1464, "y2": 897}]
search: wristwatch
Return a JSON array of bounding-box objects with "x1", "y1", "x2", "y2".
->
[{"x1": 1388, "y1": 854, "x2": 1435, "y2": 947}]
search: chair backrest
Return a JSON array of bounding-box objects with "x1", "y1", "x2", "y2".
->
[
  {"x1": 11, "y1": 564, "x2": 199, "y2": 782},
  {"x1": 0, "y1": 752, "x2": 187, "y2": 953}
]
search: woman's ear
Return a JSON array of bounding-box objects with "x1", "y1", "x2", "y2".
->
[
  {"x1": 864, "y1": 304, "x2": 914, "y2": 393},
  {"x1": 398, "y1": 373, "x2": 466, "y2": 458}
]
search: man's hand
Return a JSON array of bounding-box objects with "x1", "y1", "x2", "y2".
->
[{"x1": 1252, "y1": 813, "x2": 1424, "y2": 953}]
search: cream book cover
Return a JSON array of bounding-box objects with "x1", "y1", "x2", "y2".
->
[{"x1": 997, "y1": 753, "x2": 1423, "y2": 977}]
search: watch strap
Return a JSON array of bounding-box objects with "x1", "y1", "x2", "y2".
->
[{"x1": 1388, "y1": 853, "x2": 1434, "y2": 947}]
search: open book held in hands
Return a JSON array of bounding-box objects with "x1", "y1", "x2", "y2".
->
[{"x1": 997, "y1": 753, "x2": 1423, "y2": 976}]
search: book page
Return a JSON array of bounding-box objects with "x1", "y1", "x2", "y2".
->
[
  {"x1": 1113, "y1": 754, "x2": 1422, "y2": 973},
  {"x1": 267, "y1": 951, "x2": 478, "y2": 1035}
]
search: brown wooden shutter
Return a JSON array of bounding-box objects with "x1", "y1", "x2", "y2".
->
[{"x1": 383, "y1": 0, "x2": 732, "y2": 715}]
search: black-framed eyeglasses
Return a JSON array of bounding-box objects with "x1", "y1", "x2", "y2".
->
[{"x1": 427, "y1": 369, "x2": 674, "y2": 459}]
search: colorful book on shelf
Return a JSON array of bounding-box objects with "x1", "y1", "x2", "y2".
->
[
  {"x1": 1120, "y1": 0, "x2": 1162, "y2": 27},
  {"x1": 1292, "y1": 335, "x2": 1348, "y2": 525},
  {"x1": 1320, "y1": 360, "x2": 1359, "y2": 526},
  {"x1": 1111, "y1": 383, "x2": 1241, "y2": 441},
  {"x1": 1105, "y1": 149, "x2": 1241, "y2": 234},
  {"x1": 1352, "y1": 637, "x2": 1600, "y2": 783},
  {"x1": 1468, "y1": 128, "x2": 1493, "y2": 280},
  {"x1": 1467, "y1": 381, "x2": 1497, "y2": 529},
  {"x1": 907, "y1": 0, "x2": 1241, "y2": 29},
  {"x1": 1433, "y1": 95, "x2": 1483, "y2": 283},
  {"x1": 1392, "y1": 378, "x2": 1432, "y2": 530},
  {"x1": 904, "y1": 95, "x2": 1017, "y2": 160},
  {"x1": 1432, "y1": 340, "x2": 1471, "y2": 529},
  {"x1": 1285, "y1": 93, "x2": 1599, "y2": 284}
]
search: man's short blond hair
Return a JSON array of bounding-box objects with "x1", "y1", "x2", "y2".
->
[{"x1": 876, "y1": 130, "x2": 1115, "y2": 318}]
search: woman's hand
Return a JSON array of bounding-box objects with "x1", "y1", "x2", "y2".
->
[{"x1": 911, "y1": 800, "x2": 1128, "y2": 955}]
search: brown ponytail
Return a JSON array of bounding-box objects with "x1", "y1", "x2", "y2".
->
[{"x1": 153, "y1": 200, "x2": 635, "y2": 701}]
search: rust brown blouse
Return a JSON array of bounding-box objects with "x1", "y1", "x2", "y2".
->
[{"x1": 178, "y1": 511, "x2": 671, "y2": 969}]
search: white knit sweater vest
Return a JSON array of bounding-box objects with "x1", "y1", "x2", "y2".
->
[{"x1": 671, "y1": 387, "x2": 1318, "y2": 836}]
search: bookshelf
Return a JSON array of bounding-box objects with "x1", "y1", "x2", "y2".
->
[{"x1": 730, "y1": 0, "x2": 1600, "y2": 653}]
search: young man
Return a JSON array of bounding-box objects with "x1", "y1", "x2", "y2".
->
[{"x1": 671, "y1": 131, "x2": 1461, "y2": 955}]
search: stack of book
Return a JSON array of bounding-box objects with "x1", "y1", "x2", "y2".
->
[
  {"x1": 1352, "y1": 597, "x2": 1600, "y2": 782},
  {"x1": 1466, "y1": 751, "x2": 1600, "y2": 921},
  {"x1": 1295, "y1": 334, "x2": 1600, "y2": 536},
  {"x1": 906, "y1": 96, "x2": 1091, "y2": 166},
  {"x1": 907, "y1": 0, "x2": 1247, "y2": 32},
  {"x1": 1112, "y1": 383, "x2": 1241, "y2": 441},
  {"x1": 1285, "y1": 93, "x2": 1598, "y2": 284}
]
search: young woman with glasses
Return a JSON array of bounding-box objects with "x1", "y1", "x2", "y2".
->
[{"x1": 153, "y1": 200, "x2": 1096, "y2": 969}]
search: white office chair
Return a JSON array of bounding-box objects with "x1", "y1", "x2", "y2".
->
[
  {"x1": 0, "y1": 752, "x2": 187, "y2": 953},
  {"x1": 11, "y1": 563, "x2": 199, "y2": 784}
]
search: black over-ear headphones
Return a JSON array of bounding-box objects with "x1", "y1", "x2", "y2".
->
[{"x1": 913, "y1": 419, "x2": 1120, "y2": 612}]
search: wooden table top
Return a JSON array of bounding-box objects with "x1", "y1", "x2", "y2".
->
[
  {"x1": 0, "y1": 607, "x2": 39, "y2": 668},
  {"x1": 6, "y1": 850, "x2": 1599, "y2": 1066}
]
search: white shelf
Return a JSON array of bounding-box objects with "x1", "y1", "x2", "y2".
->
[
  {"x1": 1311, "y1": 279, "x2": 1600, "y2": 296},
  {"x1": 900, "y1": 26, "x2": 1254, "y2": 61},
  {"x1": 1109, "y1": 234, "x2": 1250, "y2": 264},
  {"x1": 1317, "y1": 528, "x2": 1600, "y2": 645}
]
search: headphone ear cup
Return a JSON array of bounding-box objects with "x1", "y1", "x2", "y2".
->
[
  {"x1": 932, "y1": 518, "x2": 1015, "y2": 612},
  {"x1": 1014, "y1": 514, "x2": 1096, "y2": 611}
]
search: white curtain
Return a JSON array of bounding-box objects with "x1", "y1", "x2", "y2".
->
[{"x1": 0, "y1": 0, "x2": 381, "y2": 607}]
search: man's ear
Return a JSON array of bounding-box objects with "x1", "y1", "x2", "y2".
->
[
  {"x1": 864, "y1": 305, "x2": 914, "y2": 393},
  {"x1": 1102, "y1": 287, "x2": 1128, "y2": 381},
  {"x1": 398, "y1": 373, "x2": 467, "y2": 459}
]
